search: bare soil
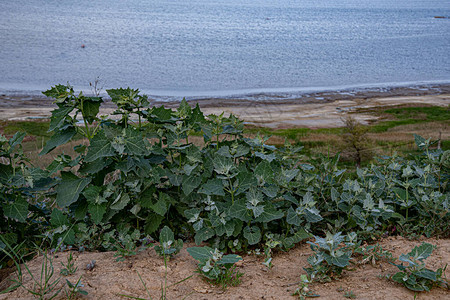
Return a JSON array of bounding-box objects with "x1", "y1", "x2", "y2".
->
[
  {"x1": 1, "y1": 85, "x2": 449, "y2": 129},
  {"x1": 1, "y1": 236, "x2": 448, "y2": 300}
]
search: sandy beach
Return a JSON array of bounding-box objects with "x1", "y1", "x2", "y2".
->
[{"x1": 1, "y1": 84, "x2": 449, "y2": 129}]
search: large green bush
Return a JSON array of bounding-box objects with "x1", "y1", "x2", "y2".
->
[{"x1": 1, "y1": 84, "x2": 448, "y2": 266}]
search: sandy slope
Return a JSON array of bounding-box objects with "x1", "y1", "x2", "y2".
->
[
  {"x1": 1, "y1": 86, "x2": 449, "y2": 129},
  {"x1": 0, "y1": 236, "x2": 448, "y2": 299}
]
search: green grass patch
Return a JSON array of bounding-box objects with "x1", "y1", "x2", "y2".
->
[
  {"x1": 369, "y1": 106, "x2": 450, "y2": 133},
  {"x1": 1, "y1": 121, "x2": 51, "y2": 138},
  {"x1": 384, "y1": 106, "x2": 450, "y2": 122}
]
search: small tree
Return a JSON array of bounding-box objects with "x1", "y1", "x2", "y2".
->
[{"x1": 341, "y1": 116, "x2": 372, "y2": 167}]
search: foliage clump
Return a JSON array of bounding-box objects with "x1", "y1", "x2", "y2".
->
[
  {"x1": 0, "y1": 83, "x2": 448, "y2": 275},
  {"x1": 390, "y1": 242, "x2": 449, "y2": 292},
  {"x1": 187, "y1": 246, "x2": 243, "y2": 289}
]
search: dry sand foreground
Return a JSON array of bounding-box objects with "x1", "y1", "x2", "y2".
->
[
  {"x1": 1, "y1": 85, "x2": 449, "y2": 128},
  {"x1": 0, "y1": 236, "x2": 448, "y2": 299}
]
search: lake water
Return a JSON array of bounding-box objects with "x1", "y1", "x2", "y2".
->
[{"x1": 0, "y1": 0, "x2": 449, "y2": 100}]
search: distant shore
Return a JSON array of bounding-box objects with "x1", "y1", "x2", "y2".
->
[{"x1": 1, "y1": 84, "x2": 449, "y2": 129}]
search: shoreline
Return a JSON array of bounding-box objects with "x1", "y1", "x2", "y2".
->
[{"x1": 0, "y1": 84, "x2": 449, "y2": 129}]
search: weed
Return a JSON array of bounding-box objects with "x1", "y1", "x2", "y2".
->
[
  {"x1": 390, "y1": 242, "x2": 449, "y2": 291},
  {"x1": 187, "y1": 246, "x2": 243, "y2": 289},
  {"x1": 64, "y1": 276, "x2": 88, "y2": 299},
  {"x1": 154, "y1": 226, "x2": 183, "y2": 258},
  {"x1": 304, "y1": 232, "x2": 352, "y2": 282},
  {"x1": 343, "y1": 290, "x2": 357, "y2": 298},
  {"x1": 354, "y1": 243, "x2": 394, "y2": 266},
  {"x1": 60, "y1": 251, "x2": 77, "y2": 276},
  {"x1": 292, "y1": 274, "x2": 320, "y2": 299}
]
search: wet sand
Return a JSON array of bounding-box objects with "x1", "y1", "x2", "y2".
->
[{"x1": 1, "y1": 84, "x2": 449, "y2": 128}]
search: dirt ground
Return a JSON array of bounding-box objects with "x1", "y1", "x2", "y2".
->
[
  {"x1": 1, "y1": 236, "x2": 448, "y2": 300},
  {"x1": 1, "y1": 85, "x2": 449, "y2": 129}
]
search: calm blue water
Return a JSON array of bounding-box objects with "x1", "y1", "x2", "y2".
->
[{"x1": 0, "y1": 0, "x2": 449, "y2": 100}]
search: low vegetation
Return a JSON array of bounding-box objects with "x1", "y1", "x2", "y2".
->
[{"x1": 0, "y1": 84, "x2": 448, "y2": 299}]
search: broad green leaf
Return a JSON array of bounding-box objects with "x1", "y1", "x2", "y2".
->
[
  {"x1": 228, "y1": 199, "x2": 250, "y2": 222},
  {"x1": 40, "y1": 127, "x2": 76, "y2": 155},
  {"x1": 218, "y1": 254, "x2": 242, "y2": 265},
  {"x1": 324, "y1": 252, "x2": 351, "y2": 268},
  {"x1": 283, "y1": 193, "x2": 298, "y2": 206},
  {"x1": 56, "y1": 172, "x2": 91, "y2": 207},
  {"x1": 243, "y1": 226, "x2": 261, "y2": 245},
  {"x1": 189, "y1": 103, "x2": 206, "y2": 125},
  {"x1": 144, "y1": 213, "x2": 164, "y2": 234},
  {"x1": 182, "y1": 175, "x2": 202, "y2": 196},
  {"x1": 186, "y1": 146, "x2": 202, "y2": 163},
  {"x1": 254, "y1": 205, "x2": 284, "y2": 223},
  {"x1": 281, "y1": 168, "x2": 299, "y2": 183},
  {"x1": 198, "y1": 178, "x2": 225, "y2": 196},
  {"x1": 4, "y1": 197, "x2": 28, "y2": 223},
  {"x1": 235, "y1": 172, "x2": 257, "y2": 195},
  {"x1": 415, "y1": 269, "x2": 437, "y2": 281},
  {"x1": 254, "y1": 160, "x2": 273, "y2": 182},
  {"x1": 88, "y1": 203, "x2": 106, "y2": 224},
  {"x1": 84, "y1": 131, "x2": 115, "y2": 162},
  {"x1": 331, "y1": 187, "x2": 339, "y2": 203},
  {"x1": 414, "y1": 134, "x2": 427, "y2": 149},
  {"x1": 81, "y1": 99, "x2": 101, "y2": 124},
  {"x1": 9, "y1": 132, "x2": 26, "y2": 150},
  {"x1": 183, "y1": 164, "x2": 197, "y2": 176},
  {"x1": 304, "y1": 208, "x2": 323, "y2": 223},
  {"x1": 233, "y1": 144, "x2": 250, "y2": 157},
  {"x1": 286, "y1": 207, "x2": 302, "y2": 226},
  {"x1": 79, "y1": 158, "x2": 111, "y2": 174},
  {"x1": 246, "y1": 188, "x2": 263, "y2": 206},
  {"x1": 194, "y1": 227, "x2": 215, "y2": 245},
  {"x1": 42, "y1": 84, "x2": 72, "y2": 99},
  {"x1": 262, "y1": 184, "x2": 279, "y2": 198},
  {"x1": 249, "y1": 205, "x2": 265, "y2": 218},
  {"x1": 215, "y1": 221, "x2": 236, "y2": 237},
  {"x1": 283, "y1": 228, "x2": 312, "y2": 249},
  {"x1": 49, "y1": 106, "x2": 73, "y2": 132},
  {"x1": 217, "y1": 146, "x2": 232, "y2": 158},
  {"x1": 159, "y1": 226, "x2": 174, "y2": 244},
  {"x1": 213, "y1": 155, "x2": 235, "y2": 176},
  {"x1": 403, "y1": 242, "x2": 435, "y2": 262},
  {"x1": 177, "y1": 98, "x2": 192, "y2": 118},
  {"x1": 82, "y1": 186, "x2": 102, "y2": 202},
  {"x1": 124, "y1": 127, "x2": 148, "y2": 155},
  {"x1": 151, "y1": 192, "x2": 170, "y2": 216},
  {"x1": 187, "y1": 246, "x2": 214, "y2": 262},
  {"x1": 185, "y1": 208, "x2": 202, "y2": 223},
  {"x1": 255, "y1": 152, "x2": 276, "y2": 162},
  {"x1": 0, "y1": 164, "x2": 13, "y2": 183},
  {"x1": 391, "y1": 272, "x2": 407, "y2": 284},
  {"x1": 50, "y1": 209, "x2": 69, "y2": 227},
  {"x1": 149, "y1": 106, "x2": 173, "y2": 121},
  {"x1": 110, "y1": 193, "x2": 130, "y2": 210}
]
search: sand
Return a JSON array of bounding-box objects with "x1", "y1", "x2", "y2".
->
[
  {"x1": 1, "y1": 84, "x2": 449, "y2": 129},
  {"x1": 0, "y1": 236, "x2": 448, "y2": 299}
]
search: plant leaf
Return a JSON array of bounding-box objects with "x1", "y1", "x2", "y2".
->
[
  {"x1": 40, "y1": 127, "x2": 76, "y2": 155},
  {"x1": 243, "y1": 226, "x2": 261, "y2": 245},
  {"x1": 187, "y1": 246, "x2": 214, "y2": 262},
  {"x1": 88, "y1": 203, "x2": 106, "y2": 224},
  {"x1": 217, "y1": 254, "x2": 242, "y2": 265},
  {"x1": 198, "y1": 178, "x2": 225, "y2": 196},
  {"x1": 182, "y1": 175, "x2": 202, "y2": 196},
  {"x1": 84, "y1": 131, "x2": 115, "y2": 162},
  {"x1": 56, "y1": 172, "x2": 91, "y2": 207},
  {"x1": 3, "y1": 197, "x2": 28, "y2": 223},
  {"x1": 194, "y1": 227, "x2": 215, "y2": 245},
  {"x1": 228, "y1": 199, "x2": 250, "y2": 222},
  {"x1": 159, "y1": 226, "x2": 174, "y2": 244}
]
